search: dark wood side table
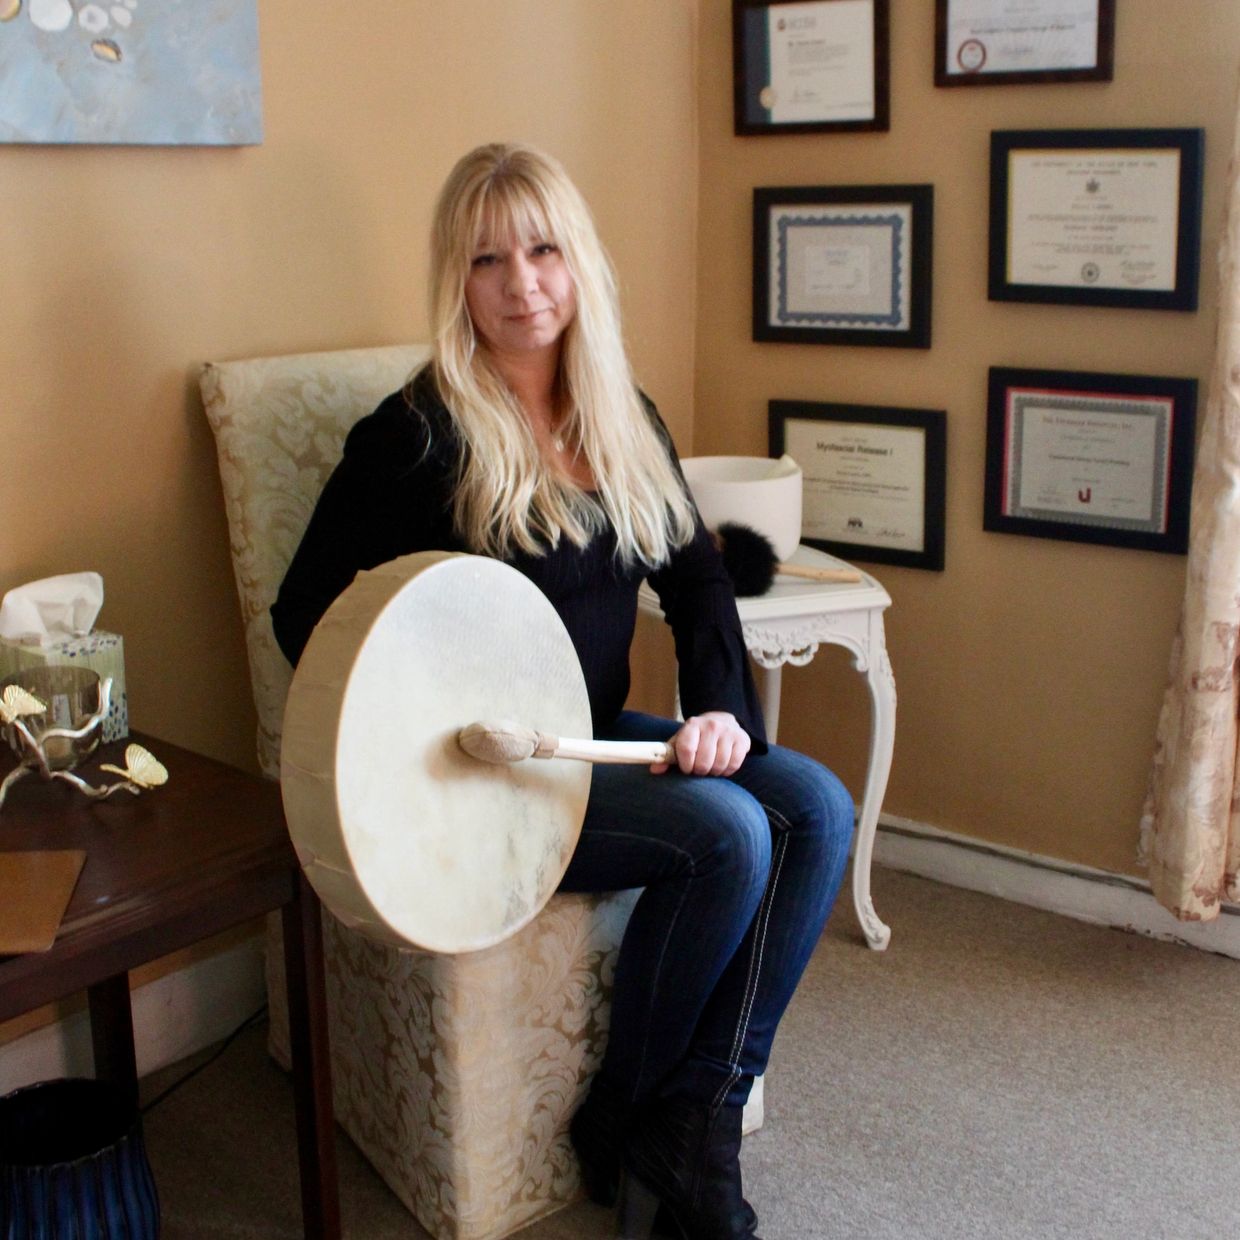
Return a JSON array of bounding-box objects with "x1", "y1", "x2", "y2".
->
[{"x1": 0, "y1": 733, "x2": 340, "y2": 1239}]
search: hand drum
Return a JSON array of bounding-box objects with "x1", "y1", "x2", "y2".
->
[{"x1": 280, "y1": 551, "x2": 593, "y2": 953}]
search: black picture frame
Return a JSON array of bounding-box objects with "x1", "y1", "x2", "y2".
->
[
  {"x1": 733, "y1": 0, "x2": 890, "y2": 135},
  {"x1": 984, "y1": 367, "x2": 1197, "y2": 554},
  {"x1": 754, "y1": 184, "x2": 933, "y2": 348},
  {"x1": 989, "y1": 128, "x2": 1204, "y2": 311},
  {"x1": 934, "y1": 0, "x2": 1115, "y2": 88},
  {"x1": 770, "y1": 399, "x2": 947, "y2": 570}
]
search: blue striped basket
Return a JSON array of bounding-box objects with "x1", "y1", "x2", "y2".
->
[{"x1": 0, "y1": 1078, "x2": 159, "y2": 1239}]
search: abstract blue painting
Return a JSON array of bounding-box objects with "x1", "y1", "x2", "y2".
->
[{"x1": 0, "y1": 0, "x2": 262, "y2": 145}]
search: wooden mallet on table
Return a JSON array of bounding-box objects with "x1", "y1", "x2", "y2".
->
[{"x1": 713, "y1": 521, "x2": 862, "y2": 595}]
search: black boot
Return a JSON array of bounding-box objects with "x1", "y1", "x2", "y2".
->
[
  {"x1": 572, "y1": 1082, "x2": 750, "y2": 1238},
  {"x1": 618, "y1": 1097, "x2": 759, "y2": 1239},
  {"x1": 570, "y1": 1075, "x2": 632, "y2": 1206}
]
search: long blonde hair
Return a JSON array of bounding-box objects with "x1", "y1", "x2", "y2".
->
[{"x1": 425, "y1": 142, "x2": 696, "y2": 566}]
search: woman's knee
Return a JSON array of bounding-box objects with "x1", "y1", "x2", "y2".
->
[
  {"x1": 675, "y1": 781, "x2": 772, "y2": 893},
  {"x1": 815, "y1": 765, "x2": 857, "y2": 843},
  {"x1": 753, "y1": 749, "x2": 856, "y2": 850}
]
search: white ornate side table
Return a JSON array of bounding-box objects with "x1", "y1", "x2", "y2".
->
[{"x1": 638, "y1": 544, "x2": 895, "y2": 951}]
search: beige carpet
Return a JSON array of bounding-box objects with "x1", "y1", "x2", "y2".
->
[{"x1": 139, "y1": 865, "x2": 1240, "y2": 1239}]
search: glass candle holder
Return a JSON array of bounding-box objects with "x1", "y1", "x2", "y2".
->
[{"x1": 2, "y1": 665, "x2": 103, "y2": 771}]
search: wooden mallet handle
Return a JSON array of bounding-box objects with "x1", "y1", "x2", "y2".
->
[
  {"x1": 546, "y1": 735, "x2": 674, "y2": 765},
  {"x1": 458, "y1": 720, "x2": 674, "y2": 766},
  {"x1": 776, "y1": 562, "x2": 862, "y2": 584}
]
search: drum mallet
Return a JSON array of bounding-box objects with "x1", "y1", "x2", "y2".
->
[{"x1": 459, "y1": 719, "x2": 673, "y2": 766}]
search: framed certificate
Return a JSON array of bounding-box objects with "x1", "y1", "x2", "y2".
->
[
  {"x1": 770, "y1": 400, "x2": 947, "y2": 570},
  {"x1": 984, "y1": 367, "x2": 1197, "y2": 554},
  {"x1": 935, "y1": 0, "x2": 1115, "y2": 87},
  {"x1": 733, "y1": 0, "x2": 890, "y2": 134},
  {"x1": 754, "y1": 184, "x2": 933, "y2": 348},
  {"x1": 989, "y1": 129, "x2": 1205, "y2": 311}
]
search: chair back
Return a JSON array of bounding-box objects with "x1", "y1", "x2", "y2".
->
[{"x1": 201, "y1": 344, "x2": 432, "y2": 777}]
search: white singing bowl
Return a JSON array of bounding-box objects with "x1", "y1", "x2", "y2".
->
[{"x1": 681, "y1": 455, "x2": 803, "y2": 562}]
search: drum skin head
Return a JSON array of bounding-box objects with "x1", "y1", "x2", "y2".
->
[{"x1": 280, "y1": 552, "x2": 593, "y2": 953}]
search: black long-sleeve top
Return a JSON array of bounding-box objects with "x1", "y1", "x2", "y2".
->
[{"x1": 270, "y1": 370, "x2": 768, "y2": 751}]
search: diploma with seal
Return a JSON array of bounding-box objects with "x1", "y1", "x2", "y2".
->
[
  {"x1": 989, "y1": 129, "x2": 1205, "y2": 311},
  {"x1": 1007, "y1": 150, "x2": 1180, "y2": 292},
  {"x1": 734, "y1": 0, "x2": 889, "y2": 134},
  {"x1": 935, "y1": 0, "x2": 1114, "y2": 86}
]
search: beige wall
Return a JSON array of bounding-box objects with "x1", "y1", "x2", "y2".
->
[
  {"x1": 0, "y1": 0, "x2": 700, "y2": 773},
  {"x1": 694, "y1": 1, "x2": 1240, "y2": 877}
]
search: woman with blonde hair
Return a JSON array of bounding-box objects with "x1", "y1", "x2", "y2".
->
[{"x1": 273, "y1": 142, "x2": 854, "y2": 1240}]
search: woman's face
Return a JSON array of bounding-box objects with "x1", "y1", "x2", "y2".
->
[{"x1": 464, "y1": 226, "x2": 576, "y2": 363}]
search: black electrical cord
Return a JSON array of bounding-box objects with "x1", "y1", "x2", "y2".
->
[{"x1": 139, "y1": 1003, "x2": 268, "y2": 1116}]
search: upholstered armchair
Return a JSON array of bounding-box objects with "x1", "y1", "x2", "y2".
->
[{"x1": 200, "y1": 344, "x2": 639, "y2": 1240}]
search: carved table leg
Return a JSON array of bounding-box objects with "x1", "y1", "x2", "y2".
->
[
  {"x1": 757, "y1": 665, "x2": 783, "y2": 744},
  {"x1": 853, "y1": 622, "x2": 896, "y2": 951}
]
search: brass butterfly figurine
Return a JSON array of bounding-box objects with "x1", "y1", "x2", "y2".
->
[
  {"x1": 0, "y1": 684, "x2": 45, "y2": 727},
  {"x1": 100, "y1": 744, "x2": 169, "y2": 790}
]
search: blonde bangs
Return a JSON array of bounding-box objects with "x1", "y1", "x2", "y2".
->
[{"x1": 474, "y1": 182, "x2": 554, "y2": 252}]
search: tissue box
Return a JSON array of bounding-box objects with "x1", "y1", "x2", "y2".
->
[{"x1": 0, "y1": 632, "x2": 128, "y2": 742}]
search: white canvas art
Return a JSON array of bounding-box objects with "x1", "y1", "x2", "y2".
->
[{"x1": 0, "y1": 0, "x2": 262, "y2": 145}]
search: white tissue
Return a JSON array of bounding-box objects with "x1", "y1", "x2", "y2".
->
[{"x1": 0, "y1": 572, "x2": 104, "y2": 647}]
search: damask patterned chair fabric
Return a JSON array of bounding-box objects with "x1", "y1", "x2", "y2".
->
[{"x1": 201, "y1": 345, "x2": 638, "y2": 1240}]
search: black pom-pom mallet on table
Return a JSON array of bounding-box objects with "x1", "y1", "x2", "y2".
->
[{"x1": 714, "y1": 521, "x2": 862, "y2": 596}]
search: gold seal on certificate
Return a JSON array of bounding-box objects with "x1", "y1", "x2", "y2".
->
[{"x1": 770, "y1": 400, "x2": 946, "y2": 570}]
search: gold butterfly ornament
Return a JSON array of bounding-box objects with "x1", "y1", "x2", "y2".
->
[
  {"x1": 100, "y1": 744, "x2": 169, "y2": 790},
  {"x1": 0, "y1": 684, "x2": 46, "y2": 726}
]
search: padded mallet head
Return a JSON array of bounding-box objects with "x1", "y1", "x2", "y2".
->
[
  {"x1": 715, "y1": 521, "x2": 779, "y2": 596},
  {"x1": 458, "y1": 720, "x2": 544, "y2": 764}
]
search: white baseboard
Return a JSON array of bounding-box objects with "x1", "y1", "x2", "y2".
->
[
  {"x1": 0, "y1": 936, "x2": 266, "y2": 1097},
  {"x1": 874, "y1": 814, "x2": 1240, "y2": 960}
]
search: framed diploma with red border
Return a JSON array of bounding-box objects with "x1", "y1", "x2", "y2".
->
[{"x1": 984, "y1": 367, "x2": 1197, "y2": 554}]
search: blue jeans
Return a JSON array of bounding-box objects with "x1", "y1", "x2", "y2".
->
[{"x1": 559, "y1": 711, "x2": 854, "y2": 1110}]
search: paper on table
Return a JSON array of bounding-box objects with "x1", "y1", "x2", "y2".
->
[{"x1": 0, "y1": 850, "x2": 87, "y2": 953}]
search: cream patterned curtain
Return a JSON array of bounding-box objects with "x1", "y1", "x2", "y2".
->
[{"x1": 1141, "y1": 80, "x2": 1240, "y2": 921}]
